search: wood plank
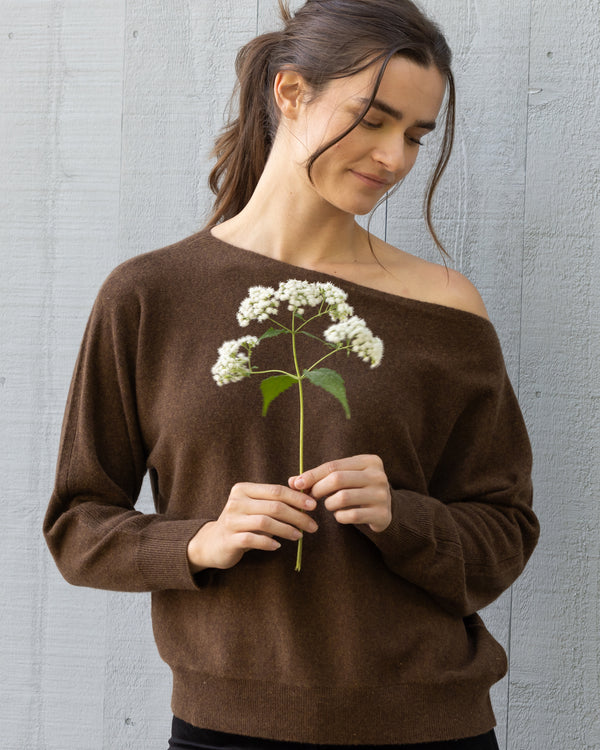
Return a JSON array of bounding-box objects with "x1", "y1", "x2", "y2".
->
[
  {"x1": 0, "y1": 1, "x2": 126, "y2": 747},
  {"x1": 509, "y1": 0, "x2": 600, "y2": 747}
]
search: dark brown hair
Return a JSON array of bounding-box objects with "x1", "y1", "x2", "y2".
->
[{"x1": 207, "y1": 0, "x2": 455, "y2": 256}]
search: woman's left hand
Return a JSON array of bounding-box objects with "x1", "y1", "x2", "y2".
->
[{"x1": 288, "y1": 454, "x2": 392, "y2": 533}]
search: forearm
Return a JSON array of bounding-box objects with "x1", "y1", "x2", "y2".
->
[
  {"x1": 360, "y1": 483, "x2": 539, "y2": 616},
  {"x1": 44, "y1": 494, "x2": 209, "y2": 592}
]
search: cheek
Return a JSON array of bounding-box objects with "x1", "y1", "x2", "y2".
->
[
  {"x1": 310, "y1": 141, "x2": 346, "y2": 183},
  {"x1": 404, "y1": 146, "x2": 422, "y2": 176},
  {"x1": 323, "y1": 133, "x2": 362, "y2": 167}
]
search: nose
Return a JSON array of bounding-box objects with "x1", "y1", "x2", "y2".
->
[{"x1": 372, "y1": 136, "x2": 409, "y2": 176}]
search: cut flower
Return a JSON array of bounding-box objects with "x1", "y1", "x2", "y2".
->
[{"x1": 212, "y1": 278, "x2": 383, "y2": 571}]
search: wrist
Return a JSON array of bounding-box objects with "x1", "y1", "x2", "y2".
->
[{"x1": 187, "y1": 521, "x2": 216, "y2": 574}]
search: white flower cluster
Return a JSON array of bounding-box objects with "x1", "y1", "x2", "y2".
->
[
  {"x1": 237, "y1": 286, "x2": 279, "y2": 327},
  {"x1": 213, "y1": 279, "x2": 383, "y2": 387},
  {"x1": 211, "y1": 335, "x2": 259, "y2": 385},
  {"x1": 275, "y1": 279, "x2": 326, "y2": 317},
  {"x1": 312, "y1": 281, "x2": 354, "y2": 322},
  {"x1": 236, "y1": 279, "x2": 355, "y2": 324},
  {"x1": 324, "y1": 316, "x2": 384, "y2": 368}
]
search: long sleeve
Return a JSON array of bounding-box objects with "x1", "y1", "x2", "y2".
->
[
  {"x1": 43, "y1": 272, "x2": 206, "y2": 592},
  {"x1": 361, "y1": 361, "x2": 539, "y2": 617}
]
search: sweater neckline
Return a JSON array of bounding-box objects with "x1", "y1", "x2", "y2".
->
[{"x1": 204, "y1": 228, "x2": 493, "y2": 329}]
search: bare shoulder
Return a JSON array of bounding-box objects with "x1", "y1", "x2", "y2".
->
[
  {"x1": 372, "y1": 237, "x2": 490, "y2": 320},
  {"x1": 435, "y1": 266, "x2": 490, "y2": 320}
]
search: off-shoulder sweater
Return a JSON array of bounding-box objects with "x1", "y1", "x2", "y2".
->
[{"x1": 44, "y1": 229, "x2": 539, "y2": 746}]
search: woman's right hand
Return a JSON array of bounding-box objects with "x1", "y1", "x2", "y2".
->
[{"x1": 186, "y1": 482, "x2": 319, "y2": 572}]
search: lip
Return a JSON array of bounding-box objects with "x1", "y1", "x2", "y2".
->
[{"x1": 351, "y1": 170, "x2": 392, "y2": 189}]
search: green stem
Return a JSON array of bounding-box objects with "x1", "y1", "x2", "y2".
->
[
  {"x1": 304, "y1": 344, "x2": 348, "y2": 373},
  {"x1": 291, "y1": 315, "x2": 305, "y2": 572},
  {"x1": 267, "y1": 318, "x2": 292, "y2": 333},
  {"x1": 251, "y1": 368, "x2": 296, "y2": 377},
  {"x1": 295, "y1": 305, "x2": 327, "y2": 332}
]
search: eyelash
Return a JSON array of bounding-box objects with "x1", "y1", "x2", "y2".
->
[
  {"x1": 361, "y1": 119, "x2": 382, "y2": 129},
  {"x1": 361, "y1": 119, "x2": 424, "y2": 146}
]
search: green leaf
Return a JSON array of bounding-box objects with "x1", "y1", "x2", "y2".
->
[
  {"x1": 260, "y1": 374, "x2": 297, "y2": 416},
  {"x1": 259, "y1": 327, "x2": 287, "y2": 342},
  {"x1": 303, "y1": 368, "x2": 351, "y2": 419}
]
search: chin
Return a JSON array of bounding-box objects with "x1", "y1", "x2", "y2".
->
[
  {"x1": 345, "y1": 201, "x2": 382, "y2": 217},
  {"x1": 353, "y1": 205, "x2": 378, "y2": 216},
  {"x1": 325, "y1": 196, "x2": 382, "y2": 217}
]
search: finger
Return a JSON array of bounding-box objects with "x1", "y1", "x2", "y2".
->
[
  {"x1": 308, "y1": 470, "x2": 374, "y2": 500},
  {"x1": 289, "y1": 456, "x2": 371, "y2": 492},
  {"x1": 330, "y1": 506, "x2": 391, "y2": 532},
  {"x1": 235, "y1": 501, "x2": 319, "y2": 536},
  {"x1": 330, "y1": 507, "x2": 377, "y2": 527},
  {"x1": 233, "y1": 531, "x2": 282, "y2": 552},
  {"x1": 323, "y1": 488, "x2": 375, "y2": 513},
  {"x1": 237, "y1": 482, "x2": 317, "y2": 511}
]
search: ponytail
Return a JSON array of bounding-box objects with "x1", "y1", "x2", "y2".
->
[{"x1": 206, "y1": 31, "x2": 281, "y2": 228}]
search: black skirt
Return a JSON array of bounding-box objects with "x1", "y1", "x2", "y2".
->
[{"x1": 167, "y1": 717, "x2": 500, "y2": 750}]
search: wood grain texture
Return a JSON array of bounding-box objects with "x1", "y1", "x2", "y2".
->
[
  {"x1": 1, "y1": 1, "x2": 597, "y2": 748},
  {"x1": 509, "y1": 0, "x2": 600, "y2": 748},
  {"x1": 1, "y1": 1, "x2": 124, "y2": 748}
]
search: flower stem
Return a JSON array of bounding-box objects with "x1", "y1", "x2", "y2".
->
[
  {"x1": 295, "y1": 306, "x2": 327, "y2": 332},
  {"x1": 291, "y1": 315, "x2": 305, "y2": 572},
  {"x1": 304, "y1": 344, "x2": 348, "y2": 373},
  {"x1": 251, "y1": 368, "x2": 296, "y2": 377}
]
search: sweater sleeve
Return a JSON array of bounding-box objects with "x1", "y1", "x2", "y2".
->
[
  {"x1": 360, "y1": 356, "x2": 539, "y2": 618},
  {"x1": 43, "y1": 275, "x2": 208, "y2": 592}
]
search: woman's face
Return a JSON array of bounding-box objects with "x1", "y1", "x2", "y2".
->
[{"x1": 287, "y1": 56, "x2": 446, "y2": 216}]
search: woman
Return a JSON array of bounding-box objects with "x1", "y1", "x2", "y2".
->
[{"x1": 44, "y1": 1, "x2": 539, "y2": 748}]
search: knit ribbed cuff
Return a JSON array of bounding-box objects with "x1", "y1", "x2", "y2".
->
[
  {"x1": 136, "y1": 518, "x2": 212, "y2": 590},
  {"x1": 359, "y1": 489, "x2": 439, "y2": 562}
]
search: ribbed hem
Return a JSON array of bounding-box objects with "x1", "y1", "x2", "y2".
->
[{"x1": 171, "y1": 669, "x2": 496, "y2": 746}]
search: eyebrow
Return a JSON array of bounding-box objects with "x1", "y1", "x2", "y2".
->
[{"x1": 356, "y1": 97, "x2": 437, "y2": 131}]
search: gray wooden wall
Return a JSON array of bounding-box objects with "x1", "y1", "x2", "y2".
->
[{"x1": 1, "y1": 1, "x2": 598, "y2": 748}]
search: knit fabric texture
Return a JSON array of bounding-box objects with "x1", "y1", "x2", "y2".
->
[{"x1": 44, "y1": 230, "x2": 539, "y2": 745}]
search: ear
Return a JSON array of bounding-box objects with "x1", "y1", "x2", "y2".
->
[{"x1": 273, "y1": 70, "x2": 309, "y2": 119}]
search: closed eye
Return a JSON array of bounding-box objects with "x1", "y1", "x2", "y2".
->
[{"x1": 361, "y1": 119, "x2": 383, "y2": 129}]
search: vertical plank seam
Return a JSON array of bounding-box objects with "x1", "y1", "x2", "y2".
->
[
  {"x1": 504, "y1": 2, "x2": 533, "y2": 748},
  {"x1": 117, "y1": 0, "x2": 128, "y2": 268},
  {"x1": 35, "y1": 1, "x2": 69, "y2": 744},
  {"x1": 384, "y1": 196, "x2": 388, "y2": 242},
  {"x1": 102, "y1": 1, "x2": 129, "y2": 746}
]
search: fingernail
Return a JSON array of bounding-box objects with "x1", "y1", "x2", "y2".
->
[
  {"x1": 295, "y1": 476, "x2": 306, "y2": 489},
  {"x1": 308, "y1": 521, "x2": 318, "y2": 532},
  {"x1": 305, "y1": 498, "x2": 316, "y2": 510}
]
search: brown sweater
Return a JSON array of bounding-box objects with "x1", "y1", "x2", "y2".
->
[{"x1": 44, "y1": 229, "x2": 539, "y2": 745}]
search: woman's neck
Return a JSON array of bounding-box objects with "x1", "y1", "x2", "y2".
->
[{"x1": 210, "y1": 152, "x2": 369, "y2": 270}]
